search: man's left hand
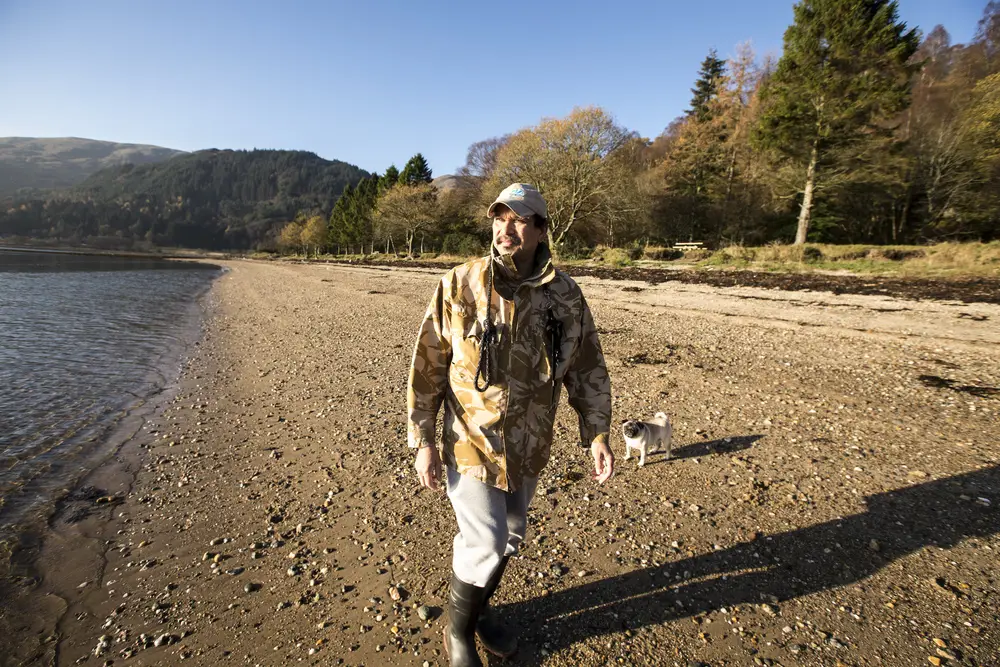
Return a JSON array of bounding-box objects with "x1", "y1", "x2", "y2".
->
[{"x1": 591, "y1": 440, "x2": 614, "y2": 484}]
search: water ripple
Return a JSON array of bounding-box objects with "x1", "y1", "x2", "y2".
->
[{"x1": 0, "y1": 252, "x2": 219, "y2": 528}]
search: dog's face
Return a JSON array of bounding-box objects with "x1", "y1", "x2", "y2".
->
[{"x1": 622, "y1": 420, "x2": 644, "y2": 440}]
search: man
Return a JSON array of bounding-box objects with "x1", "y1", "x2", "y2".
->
[{"x1": 408, "y1": 183, "x2": 613, "y2": 667}]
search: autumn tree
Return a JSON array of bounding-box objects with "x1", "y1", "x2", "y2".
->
[
  {"x1": 486, "y1": 106, "x2": 646, "y2": 249},
  {"x1": 300, "y1": 214, "x2": 327, "y2": 257},
  {"x1": 653, "y1": 44, "x2": 774, "y2": 244},
  {"x1": 277, "y1": 219, "x2": 305, "y2": 254},
  {"x1": 373, "y1": 183, "x2": 439, "y2": 257},
  {"x1": 933, "y1": 71, "x2": 1000, "y2": 236},
  {"x1": 755, "y1": 0, "x2": 920, "y2": 244}
]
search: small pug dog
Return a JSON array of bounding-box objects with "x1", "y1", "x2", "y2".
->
[{"x1": 622, "y1": 412, "x2": 673, "y2": 467}]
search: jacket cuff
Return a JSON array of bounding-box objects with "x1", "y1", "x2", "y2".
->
[
  {"x1": 407, "y1": 424, "x2": 436, "y2": 449},
  {"x1": 588, "y1": 432, "x2": 609, "y2": 448}
]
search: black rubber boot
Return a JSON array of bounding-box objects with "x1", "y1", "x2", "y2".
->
[
  {"x1": 444, "y1": 573, "x2": 486, "y2": 667},
  {"x1": 476, "y1": 555, "x2": 518, "y2": 657}
]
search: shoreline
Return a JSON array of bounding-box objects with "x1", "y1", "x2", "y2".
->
[
  {"x1": 0, "y1": 271, "x2": 220, "y2": 665},
  {"x1": 4, "y1": 259, "x2": 998, "y2": 666},
  {"x1": 280, "y1": 256, "x2": 1000, "y2": 305}
]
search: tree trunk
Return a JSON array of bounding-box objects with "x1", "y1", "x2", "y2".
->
[
  {"x1": 795, "y1": 141, "x2": 819, "y2": 245},
  {"x1": 718, "y1": 146, "x2": 738, "y2": 243},
  {"x1": 897, "y1": 188, "x2": 912, "y2": 242}
]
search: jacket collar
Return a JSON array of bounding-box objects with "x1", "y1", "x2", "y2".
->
[{"x1": 489, "y1": 243, "x2": 556, "y2": 288}]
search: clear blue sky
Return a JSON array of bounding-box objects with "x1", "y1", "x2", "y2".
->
[{"x1": 0, "y1": 0, "x2": 987, "y2": 176}]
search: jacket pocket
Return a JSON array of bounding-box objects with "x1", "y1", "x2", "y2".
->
[{"x1": 452, "y1": 318, "x2": 483, "y2": 380}]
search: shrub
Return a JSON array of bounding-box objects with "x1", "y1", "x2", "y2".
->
[
  {"x1": 642, "y1": 245, "x2": 683, "y2": 261},
  {"x1": 866, "y1": 247, "x2": 925, "y2": 261},
  {"x1": 801, "y1": 245, "x2": 824, "y2": 262},
  {"x1": 592, "y1": 246, "x2": 634, "y2": 267},
  {"x1": 441, "y1": 233, "x2": 484, "y2": 257},
  {"x1": 555, "y1": 235, "x2": 593, "y2": 260},
  {"x1": 708, "y1": 245, "x2": 755, "y2": 264},
  {"x1": 603, "y1": 248, "x2": 634, "y2": 267},
  {"x1": 623, "y1": 243, "x2": 643, "y2": 260}
]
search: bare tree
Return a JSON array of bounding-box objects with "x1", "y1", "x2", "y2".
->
[
  {"x1": 372, "y1": 183, "x2": 439, "y2": 257},
  {"x1": 486, "y1": 106, "x2": 646, "y2": 249}
]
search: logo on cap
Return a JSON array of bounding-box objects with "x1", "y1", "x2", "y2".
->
[{"x1": 509, "y1": 187, "x2": 525, "y2": 197}]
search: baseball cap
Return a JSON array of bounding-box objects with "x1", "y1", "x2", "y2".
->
[{"x1": 487, "y1": 183, "x2": 548, "y2": 221}]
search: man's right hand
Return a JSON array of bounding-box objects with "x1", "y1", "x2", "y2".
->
[{"x1": 415, "y1": 445, "x2": 442, "y2": 491}]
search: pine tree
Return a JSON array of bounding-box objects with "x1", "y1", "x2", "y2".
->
[
  {"x1": 687, "y1": 49, "x2": 727, "y2": 121},
  {"x1": 380, "y1": 165, "x2": 400, "y2": 191},
  {"x1": 754, "y1": 0, "x2": 919, "y2": 244},
  {"x1": 398, "y1": 153, "x2": 433, "y2": 185},
  {"x1": 328, "y1": 183, "x2": 354, "y2": 250}
]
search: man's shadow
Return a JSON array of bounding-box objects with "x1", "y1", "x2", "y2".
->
[{"x1": 494, "y1": 465, "x2": 1000, "y2": 665}]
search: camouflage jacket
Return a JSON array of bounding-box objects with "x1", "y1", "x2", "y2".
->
[{"x1": 407, "y1": 244, "x2": 611, "y2": 491}]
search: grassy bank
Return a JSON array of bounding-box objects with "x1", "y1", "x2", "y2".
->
[
  {"x1": 265, "y1": 241, "x2": 1000, "y2": 279},
  {"x1": 694, "y1": 241, "x2": 1000, "y2": 277}
]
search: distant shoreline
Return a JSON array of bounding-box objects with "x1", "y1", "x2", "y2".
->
[{"x1": 0, "y1": 243, "x2": 229, "y2": 260}]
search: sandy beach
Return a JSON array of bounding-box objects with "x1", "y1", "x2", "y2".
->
[{"x1": 4, "y1": 259, "x2": 999, "y2": 667}]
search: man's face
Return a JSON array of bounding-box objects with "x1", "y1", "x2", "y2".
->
[{"x1": 492, "y1": 209, "x2": 545, "y2": 263}]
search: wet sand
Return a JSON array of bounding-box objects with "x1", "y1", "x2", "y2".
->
[{"x1": 4, "y1": 259, "x2": 999, "y2": 666}]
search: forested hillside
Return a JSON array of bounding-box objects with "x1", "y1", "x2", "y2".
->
[
  {"x1": 0, "y1": 137, "x2": 184, "y2": 196},
  {"x1": 0, "y1": 149, "x2": 368, "y2": 250}
]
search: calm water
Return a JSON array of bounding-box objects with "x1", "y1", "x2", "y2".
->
[{"x1": 0, "y1": 250, "x2": 220, "y2": 529}]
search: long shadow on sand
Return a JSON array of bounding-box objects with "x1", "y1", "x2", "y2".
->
[
  {"x1": 494, "y1": 465, "x2": 1000, "y2": 665},
  {"x1": 663, "y1": 434, "x2": 763, "y2": 464}
]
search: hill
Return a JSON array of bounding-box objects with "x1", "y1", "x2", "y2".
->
[
  {"x1": 0, "y1": 149, "x2": 370, "y2": 250},
  {"x1": 0, "y1": 137, "x2": 185, "y2": 196}
]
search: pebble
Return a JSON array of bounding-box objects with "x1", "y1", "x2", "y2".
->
[
  {"x1": 417, "y1": 605, "x2": 432, "y2": 621},
  {"x1": 244, "y1": 582, "x2": 260, "y2": 593},
  {"x1": 226, "y1": 567, "x2": 244, "y2": 575}
]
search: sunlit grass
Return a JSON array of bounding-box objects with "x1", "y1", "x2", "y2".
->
[
  {"x1": 266, "y1": 241, "x2": 1000, "y2": 278},
  {"x1": 698, "y1": 242, "x2": 1000, "y2": 278}
]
